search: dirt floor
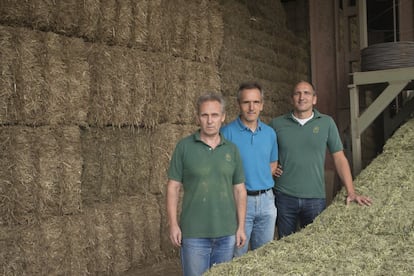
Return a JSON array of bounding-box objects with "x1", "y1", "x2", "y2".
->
[{"x1": 123, "y1": 260, "x2": 182, "y2": 276}]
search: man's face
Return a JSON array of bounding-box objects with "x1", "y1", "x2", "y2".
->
[
  {"x1": 197, "y1": 100, "x2": 225, "y2": 137},
  {"x1": 238, "y1": 88, "x2": 263, "y2": 124},
  {"x1": 291, "y1": 82, "x2": 317, "y2": 113}
]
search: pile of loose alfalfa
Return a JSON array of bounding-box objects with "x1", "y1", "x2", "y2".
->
[{"x1": 205, "y1": 118, "x2": 414, "y2": 276}]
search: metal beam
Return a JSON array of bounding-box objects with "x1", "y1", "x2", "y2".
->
[{"x1": 352, "y1": 67, "x2": 414, "y2": 85}]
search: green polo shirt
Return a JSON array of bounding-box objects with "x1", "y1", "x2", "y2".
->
[
  {"x1": 269, "y1": 110, "x2": 343, "y2": 198},
  {"x1": 168, "y1": 130, "x2": 245, "y2": 238}
]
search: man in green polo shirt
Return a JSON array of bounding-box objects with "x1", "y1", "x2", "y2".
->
[
  {"x1": 166, "y1": 93, "x2": 247, "y2": 276},
  {"x1": 269, "y1": 81, "x2": 372, "y2": 239}
]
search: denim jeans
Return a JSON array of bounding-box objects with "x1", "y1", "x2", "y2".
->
[
  {"x1": 181, "y1": 235, "x2": 235, "y2": 276},
  {"x1": 275, "y1": 190, "x2": 326, "y2": 239},
  {"x1": 234, "y1": 189, "x2": 277, "y2": 257}
]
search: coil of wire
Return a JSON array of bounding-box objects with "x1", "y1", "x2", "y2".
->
[{"x1": 361, "y1": 41, "x2": 414, "y2": 71}]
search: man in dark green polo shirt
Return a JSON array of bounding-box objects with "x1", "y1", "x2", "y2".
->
[
  {"x1": 166, "y1": 93, "x2": 247, "y2": 276},
  {"x1": 269, "y1": 81, "x2": 372, "y2": 239}
]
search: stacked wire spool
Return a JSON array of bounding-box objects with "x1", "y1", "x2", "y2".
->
[{"x1": 361, "y1": 41, "x2": 414, "y2": 71}]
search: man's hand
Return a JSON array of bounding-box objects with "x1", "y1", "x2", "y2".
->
[
  {"x1": 169, "y1": 224, "x2": 182, "y2": 247},
  {"x1": 346, "y1": 193, "x2": 372, "y2": 206},
  {"x1": 273, "y1": 164, "x2": 283, "y2": 178},
  {"x1": 235, "y1": 227, "x2": 246, "y2": 248}
]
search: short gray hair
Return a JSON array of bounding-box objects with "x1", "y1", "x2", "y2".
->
[{"x1": 196, "y1": 93, "x2": 226, "y2": 114}]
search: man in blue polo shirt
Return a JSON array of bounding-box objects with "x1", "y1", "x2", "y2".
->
[{"x1": 221, "y1": 81, "x2": 278, "y2": 256}]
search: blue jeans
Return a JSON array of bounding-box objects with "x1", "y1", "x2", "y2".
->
[
  {"x1": 275, "y1": 191, "x2": 326, "y2": 239},
  {"x1": 234, "y1": 189, "x2": 277, "y2": 257},
  {"x1": 181, "y1": 235, "x2": 235, "y2": 276}
]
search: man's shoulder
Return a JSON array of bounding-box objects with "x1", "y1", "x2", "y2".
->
[
  {"x1": 269, "y1": 113, "x2": 289, "y2": 126},
  {"x1": 314, "y1": 110, "x2": 335, "y2": 124},
  {"x1": 259, "y1": 121, "x2": 277, "y2": 135},
  {"x1": 176, "y1": 132, "x2": 196, "y2": 146},
  {"x1": 222, "y1": 119, "x2": 239, "y2": 130}
]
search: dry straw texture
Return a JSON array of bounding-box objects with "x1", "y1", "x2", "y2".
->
[
  {"x1": 0, "y1": 0, "x2": 223, "y2": 62},
  {"x1": 0, "y1": 0, "x2": 312, "y2": 274},
  {"x1": 1, "y1": 195, "x2": 163, "y2": 275},
  {"x1": 0, "y1": 126, "x2": 82, "y2": 226},
  {"x1": 206, "y1": 118, "x2": 414, "y2": 276},
  {"x1": 0, "y1": 26, "x2": 89, "y2": 126},
  {"x1": 218, "y1": 0, "x2": 308, "y2": 122}
]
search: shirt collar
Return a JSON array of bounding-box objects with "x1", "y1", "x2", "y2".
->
[
  {"x1": 194, "y1": 130, "x2": 226, "y2": 145},
  {"x1": 287, "y1": 108, "x2": 322, "y2": 121},
  {"x1": 236, "y1": 116, "x2": 262, "y2": 132}
]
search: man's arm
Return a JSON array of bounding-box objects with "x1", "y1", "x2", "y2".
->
[
  {"x1": 166, "y1": 179, "x2": 182, "y2": 247},
  {"x1": 233, "y1": 183, "x2": 247, "y2": 248},
  {"x1": 332, "y1": 151, "x2": 372, "y2": 206}
]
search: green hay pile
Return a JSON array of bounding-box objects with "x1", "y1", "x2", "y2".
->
[{"x1": 205, "y1": 118, "x2": 414, "y2": 275}]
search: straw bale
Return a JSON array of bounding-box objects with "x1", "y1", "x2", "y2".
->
[
  {"x1": 2, "y1": 194, "x2": 168, "y2": 275},
  {"x1": 149, "y1": 123, "x2": 197, "y2": 195},
  {"x1": 56, "y1": 0, "x2": 80, "y2": 34},
  {"x1": 0, "y1": 26, "x2": 17, "y2": 124},
  {"x1": 130, "y1": 0, "x2": 149, "y2": 48},
  {"x1": 0, "y1": 226, "x2": 25, "y2": 275},
  {"x1": 0, "y1": 125, "x2": 82, "y2": 226},
  {"x1": 78, "y1": 0, "x2": 100, "y2": 40},
  {"x1": 92, "y1": 206, "x2": 115, "y2": 273},
  {"x1": 0, "y1": 0, "x2": 31, "y2": 24},
  {"x1": 118, "y1": 127, "x2": 152, "y2": 195},
  {"x1": 146, "y1": 0, "x2": 163, "y2": 52},
  {"x1": 41, "y1": 216, "x2": 67, "y2": 274},
  {"x1": 36, "y1": 126, "x2": 82, "y2": 217},
  {"x1": 142, "y1": 194, "x2": 162, "y2": 261},
  {"x1": 163, "y1": 0, "x2": 185, "y2": 57},
  {"x1": 1, "y1": 127, "x2": 38, "y2": 226},
  {"x1": 88, "y1": 44, "x2": 151, "y2": 127},
  {"x1": 205, "y1": 118, "x2": 414, "y2": 275},
  {"x1": 114, "y1": 0, "x2": 134, "y2": 46},
  {"x1": 81, "y1": 126, "x2": 151, "y2": 205},
  {"x1": 180, "y1": 0, "x2": 198, "y2": 61},
  {"x1": 44, "y1": 31, "x2": 90, "y2": 125},
  {"x1": 129, "y1": 49, "x2": 153, "y2": 127},
  {"x1": 88, "y1": 45, "x2": 127, "y2": 126},
  {"x1": 208, "y1": 0, "x2": 224, "y2": 62},
  {"x1": 14, "y1": 28, "x2": 47, "y2": 125},
  {"x1": 111, "y1": 202, "x2": 132, "y2": 273},
  {"x1": 18, "y1": 225, "x2": 47, "y2": 275},
  {"x1": 0, "y1": 26, "x2": 89, "y2": 125},
  {"x1": 128, "y1": 196, "x2": 146, "y2": 264},
  {"x1": 64, "y1": 215, "x2": 91, "y2": 275},
  {"x1": 151, "y1": 55, "x2": 221, "y2": 125},
  {"x1": 98, "y1": 0, "x2": 117, "y2": 44}
]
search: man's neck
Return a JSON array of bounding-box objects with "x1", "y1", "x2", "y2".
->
[
  {"x1": 293, "y1": 110, "x2": 313, "y2": 119},
  {"x1": 200, "y1": 133, "x2": 221, "y2": 149},
  {"x1": 240, "y1": 117, "x2": 258, "y2": 132}
]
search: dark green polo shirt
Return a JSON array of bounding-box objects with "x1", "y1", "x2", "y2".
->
[
  {"x1": 168, "y1": 130, "x2": 245, "y2": 238},
  {"x1": 269, "y1": 110, "x2": 343, "y2": 198}
]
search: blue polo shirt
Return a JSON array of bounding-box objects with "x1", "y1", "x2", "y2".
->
[{"x1": 221, "y1": 117, "x2": 278, "y2": 191}]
